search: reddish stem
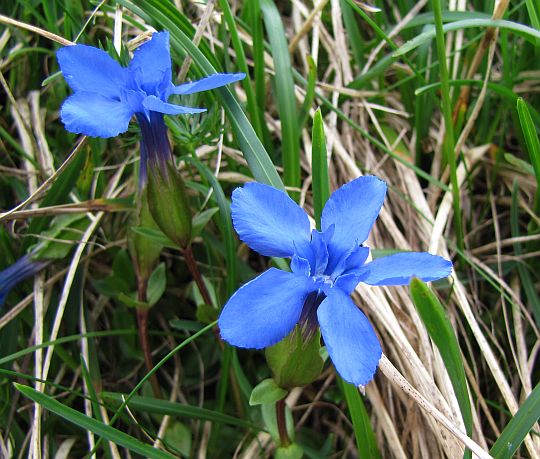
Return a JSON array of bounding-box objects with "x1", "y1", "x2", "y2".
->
[
  {"x1": 276, "y1": 398, "x2": 290, "y2": 447},
  {"x1": 182, "y1": 244, "x2": 213, "y2": 306},
  {"x1": 136, "y1": 278, "x2": 161, "y2": 399}
]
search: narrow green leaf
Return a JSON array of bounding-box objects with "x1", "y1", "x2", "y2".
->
[
  {"x1": 524, "y1": 0, "x2": 540, "y2": 46},
  {"x1": 311, "y1": 109, "x2": 330, "y2": 229},
  {"x1": 192, "y1": 207, "x2": 219, "y2": 239},
  {"x1": 218, "y1": 0, "x2": 265, "y2": 140},
  {"x1": 80, "y1": 357, "x2": 113, "y2": 459},
  {"x1": 147, "y1": 262, "x2": 167, "y2": 306},
  {"x1": 260, "y1": 0, "x2": 301, "y2": 197},
  {"x1": 298, "y1": 56, "x2": 318, "y2": 132},
  {"x1": 409, "y1": 279, "x2": 473, "y2": 445},
  {"x1": 130, "y1": 226, "x2": 178, "y2": 250},
  {"x1": 23, "y1": 147, "x2": 86, "y2": 251},
  {"x1": 395, "y1": 19, "x2": 540, "y2": 57},
  {"x1": 510, "y1": 181, "x2": 540, "y2": 327},
  {"x1": 101, "y1": 392, "x2": 259, "y2": 430},
  {"x1": 490, "y1": 381, "x2": 540, "y2": 459},
  {"x1": 516, "y1": 98, "x2": 540, "y2": 215},
  {"x1": 14, "y1": 384, "x2": 176, "y2": 459},
  {"x1": 338, "y1": 378, "x2": 381, "y2": 459}
]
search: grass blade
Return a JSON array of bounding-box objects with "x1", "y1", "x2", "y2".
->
[
  {"x1": 516, "y1": 98, "x2": 540, "y2": 216},
  {"x1": 101, "y1": 392, "x2": 258, "y2": 430},
  {"x1": 218, "y1": 0, "x2": 264, "y2": 140},
  {"x1": 260, "y1": 0, "x2": 301, "y2": 197},
  {"x1": 409, "y1": 278, "x2": 473, "y2": 454},
  {"x1": 15, "y1": 383, "x2": 176, "y2": 459},
  {"x1": 490, "y1": 381, "x2": 540, "y2": 459},
  {"x1": 311, "y1": 109, "x2": 330, "y2": 229},
  {"x1": 395, "y1": 19, "x2": 540, "y2": 57},
  {"x1": 338, "y1": 378, "x2": 381, "y2": 459}
]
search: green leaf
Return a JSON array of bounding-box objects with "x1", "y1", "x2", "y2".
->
[
  {"x1": 298, "y1": 55, "x2": 318, "y2": 132},
  {"x1": 490, "y1": 381, "x2": 540, "y2": 459},
  {"x1": 311, "y1": 109, "x2": 330, "y2": 230},
  {"x1": 395, "y1": 19, "x2": 540, "y2": 57},
  {"x1": 101, "y1": 392, "x2": 259, "y2": 430},
  {"x1": 35, "y1": 214, "x2": 89, "y2": 259},
  {"x1": 249, "y1": 378, "x2": 288, "y2": 406},
  {"x1": 14, "y1": 384, "x2": 176, "y2": 459},
  {"x1": 147, "y1": 262, "x2": 167, "y2": 307},
  {"x1": 260, "y1": 0, "x2": 301, "y2": 197},
  {"x1": 217, "y1": 0, "x2": 265, "y2": 140},
  {"x1": 338, "y1": 378, "x2": 381, "y2": 459},
  {"x1": 130, "y1": 226, "x2": 178, "y2": 250},
  {"x1": 117, "y1": 292, "x2": 148, "y2": 309},
  {"x1": 504, "y1": 153, "x2": 535, "y2": 175},
  {"x1": 23, "y1": 146, "x2": 87, "y2": 251},
  {"x1": 163, "y1": 422, "x2": 191, "y2": 458},
  {"x1": 516, "y1": 98, "x2": 540, "y2": 215},
  {"x1": 192, "y1": 207, "x2": 219, "y2": 239},
  {"x1": 409, "y1": 279, "x2": 473, "y2": 443}
]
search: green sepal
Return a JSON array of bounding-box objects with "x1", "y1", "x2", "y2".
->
[
  {"x1": 128, "y1": 189, "x2": 163, "y2": 281},
  {"x1": 265, "y1": 326, "x2": 324, "y2": 389},
  {"x1": 146, "y1": 163, "x2": 192, "y2": 248},
  {"x1": 249, "y1": 378, "x2": 288, "y2": 406}
]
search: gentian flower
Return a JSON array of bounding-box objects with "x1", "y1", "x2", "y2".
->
[
  {"x1": 218, "y1": 176, "x2": 452, "y2": 386},
  {"x1": 0, "y1": 255, "x2": 49, "y2": 306},
  {"x1": 57, "y1": 31, "x2": 245, "y2": 183}
]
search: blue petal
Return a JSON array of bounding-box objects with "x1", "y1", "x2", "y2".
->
[
  {"x1": 219, "y1": 268, "x2": 316, "y2": 349},
  {"x1": 129, "y1": 31, "x2": 172, "y2": 97},
  {"x1": 0, "y1": 255, "x2": 48, "y2": 306},
  {"x1": 142, "y1": 95, "x2": 206, "y2": 115},
  {"x1": 57, "y1": 44, "x2": 127, "y2": 99},
  {"x1": 171, "y1": 73, "x2": 246, "y2": 95},
  {"x1": 322, "y1": 176, "x2": 386, "y2": 268},
  {"x1": 333, "y1": 272, "x2": 365, "y2": 295},
  {"x1": 231, "y1": 183, "x2": 311, "y2": 258},
  {"x1": 317, "y1": 288, "x2": 382, "y2": 386},
  {"x1": 359, "y1": 252, "x2": 452, "y2": 286},
  {"x1": 60, "y1": 92, "x2": 133, "y2": 138},
  {"x1": 291, "y1": 255, "x2": 311, "y2": 276}
]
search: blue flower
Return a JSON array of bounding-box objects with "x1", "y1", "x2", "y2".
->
[
  {"x1": 0, "y1": 255, "x2": 49, "y2": 306},
  {"x1": 57, "y1": 31, "x2": 245, "y2": 183},
  {"x1": 218, "y1": 176, "x2": 452, "y2": 386}
]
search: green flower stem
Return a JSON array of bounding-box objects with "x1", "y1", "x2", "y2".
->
[
  {"x1": 276, "y1": 398, "x2": 290, "y2": 447},
  {"x1": 182, "y1": 244, "x2": 213, "y2": 307},
  {"x1": 136, "y1": 278, "x2": 162, "y2": 399}
]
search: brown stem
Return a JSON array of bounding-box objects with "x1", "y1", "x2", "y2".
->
[
  {"x1": 276, "y1": 398, "x2": 290, "y2": 447},
  {"x1": 183, "y1": 244, "x2": 213, "y2": 306},
  {"x1": 136, "y1": 278, "x2": 161, "y2": 399}
]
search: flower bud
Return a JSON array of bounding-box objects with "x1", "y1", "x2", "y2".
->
[{"x1": 146, "y1": 163, "x2": 192, "y2": 248}]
